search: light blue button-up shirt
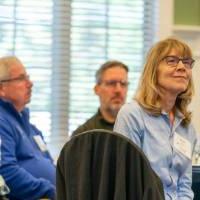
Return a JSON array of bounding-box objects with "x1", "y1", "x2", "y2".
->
[{"x1": 114, "y1": 100, "x2": 197, "y2": 200}]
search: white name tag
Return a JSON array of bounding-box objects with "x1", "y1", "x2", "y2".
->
[
  {"x1": 174, "y1": 132, "x2": 191, "y2": 160},
  {"x1": 33, "y1": 135, "x2": 47, "y2": 152}
]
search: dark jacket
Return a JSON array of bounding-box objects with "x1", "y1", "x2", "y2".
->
[
  {"x1": 57, "y1": 129, "x2": 165, "y2": 200},
  {"x1": 72, "y1": 109, "x2": 114, "y2": 136}
]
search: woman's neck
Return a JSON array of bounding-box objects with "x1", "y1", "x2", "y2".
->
[
  {"x1": 159, "y1": 89, "x2": 177, "y2": 113},
  {"x1": 159, "y1": 91, "x2": 176, "y2": 126}
]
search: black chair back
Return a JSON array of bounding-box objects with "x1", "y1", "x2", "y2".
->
[{"x1": 56, "y1": 129, "x2": 165, "y2": 200}]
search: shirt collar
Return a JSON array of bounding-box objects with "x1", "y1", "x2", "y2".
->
[
  {"x1": 97, "y1": 109, "x2": 114, "y2": 125},
  {"x1": 161, "y1": 108, "x2": 185, "y2": 119}
]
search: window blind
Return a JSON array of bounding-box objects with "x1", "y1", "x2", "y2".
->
[
  {"x1": 0, "y1": 0, "x2": 158, "y2": 156},
  {"x1": 69, "y1": 0, "x2": 158, "y2": 133}
]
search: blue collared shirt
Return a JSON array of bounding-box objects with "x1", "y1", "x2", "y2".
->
[{"x1": 114, "y1": 100, "x2": 197, "y2": 200}]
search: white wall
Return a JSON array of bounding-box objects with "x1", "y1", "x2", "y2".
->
[{"x1": 157, "y1": 0, "x2": 174, "y2": 39}]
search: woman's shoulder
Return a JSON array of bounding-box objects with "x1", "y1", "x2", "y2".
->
[
  {"x1": 119, "y1": 99, "x2": 144, "y2": 118},
  {"x1": 121, "y1": 99, "x2": 142, "y2": 111},
  {"x1": 188, "y1": 123, "x2": 198, "y2": 141}
]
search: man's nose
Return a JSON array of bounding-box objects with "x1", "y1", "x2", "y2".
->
[
  {"x1": 114, "y1": 82, "x2": 125, "y2": 91},
  {"x1": 27, "y1": 79, "x2": 33, "y2": 87}
]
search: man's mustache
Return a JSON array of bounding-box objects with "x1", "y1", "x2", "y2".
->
[{"x1": 111, "y1": 95, "x2": 124, "y2": 101}]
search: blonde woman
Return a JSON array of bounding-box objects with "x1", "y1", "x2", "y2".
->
[{"x1": 114, "y1": 38, "x2": 197, "y2": 200}]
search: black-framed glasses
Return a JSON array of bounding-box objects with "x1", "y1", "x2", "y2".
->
[
  {"x1": 100, "y1": 80, "x2": 129, "y2": 88},
  {"x1": 0, "y1": 74, "x2": 30, "y2": 83},
  {"x1": 162, "y1": 56, "x2": 195, "y2": 69}
]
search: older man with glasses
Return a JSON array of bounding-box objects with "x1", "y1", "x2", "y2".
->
[
  {"x1": 0, "y1": 56, "x2": 56, "y2": 200},
  {"x1": 72, "y1": 60, "x2": 129, "y2": 136}
]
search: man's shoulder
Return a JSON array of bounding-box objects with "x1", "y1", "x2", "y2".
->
[
  {"x1": 72, "y1": 112, "x2": 102, "y2": 136},
  {"x1": 0, "y1": 104, "x2": 13, "y2": 124}
]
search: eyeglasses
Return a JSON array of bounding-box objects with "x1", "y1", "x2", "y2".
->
[
  {"x1": 162, "y1": 56, "x2": 195, "y2": 69},
  {"x1": 100, "y1": 80, "x2": 129, "y2": 88},
  {"x1": 0, "y1": 74, "x2": 30, "y2": 83}
]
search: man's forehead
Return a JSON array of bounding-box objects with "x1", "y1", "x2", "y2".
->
[
  {"x1": 10, "y1": 62, "x2": 26, "y2": 74},
  {"x1": 102, "y1": 67, "x2": 127, "y2": 78}
]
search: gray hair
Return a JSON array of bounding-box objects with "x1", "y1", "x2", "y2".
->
[
  {"x1": 95, "y1": 60, "x2": 129, "y2": 84},
  {"x1": 0, "y1": 56, "x2": 22, "y2": 81}
]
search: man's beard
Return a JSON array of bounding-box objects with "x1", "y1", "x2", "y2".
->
[{"x1": 106, "y1": 104, "x2": 122, "y2": 119}]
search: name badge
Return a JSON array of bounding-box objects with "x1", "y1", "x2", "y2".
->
[
  {"x1": 174, "y1": 132, "x2": 191, "y2": 159},
  {"x1": 33, "y1": 135, "x2": 47, "y2": 152}
]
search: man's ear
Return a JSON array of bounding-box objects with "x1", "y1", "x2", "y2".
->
[
  {"x1": 94, "y1": 84, "x2": 100, "y2": 95},
  {"x1": 0, "y1": 84, "x2": 5, "y2": 97}
]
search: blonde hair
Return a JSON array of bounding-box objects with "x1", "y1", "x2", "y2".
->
[
  {"x1": 135, "y1": 37, "x2": 194, "y2": 126},
  {"x1": 0, "y1": 56, "x2": 22, "y2": 81}
]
